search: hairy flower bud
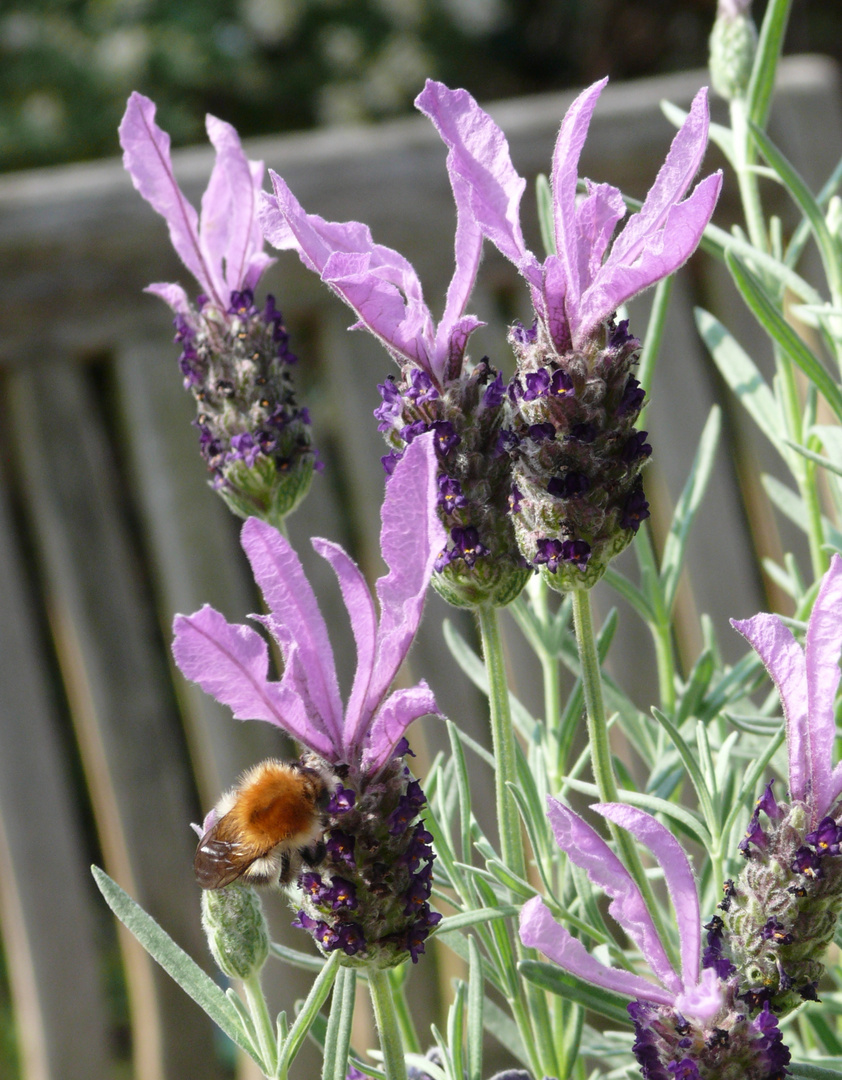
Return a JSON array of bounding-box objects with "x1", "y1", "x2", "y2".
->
[
  {"x1": 201, "y1": 882, "x2": 269, "y2": 980},
  {"x1": 709, "y1": 0, "x2": 758, "y2": 101},
  {"x1": 504, "y1": 318, "x2": 650, "y2": 592}
]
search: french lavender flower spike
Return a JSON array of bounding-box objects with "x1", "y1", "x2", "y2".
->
[
  {"x1": 261, "y1": 151, "x2": 530, "y2": 609},
  {"x1": 119, "y1": 92, "x2": 316, "y2": 528},
  {"x1": 173, "y1": 433, "x2": 444, "y2": 968},
  {"x1": 420, "y1": 78, "x2": 722, "y2": 592},
  {"x1": 519, "y1": 799, "x2": 791, "y2": 1079},
  {"x1": 715, "y1": 554, "x2": 842, "y2": 1015}
]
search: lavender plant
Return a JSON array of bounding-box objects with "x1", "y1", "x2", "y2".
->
[{"x1": 91, "y1": 0, "x2": 842, "y2": 1078}]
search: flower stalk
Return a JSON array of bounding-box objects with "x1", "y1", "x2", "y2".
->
[{"x1": 367, "y1": 968, "x2": 408, "y2": 1080}]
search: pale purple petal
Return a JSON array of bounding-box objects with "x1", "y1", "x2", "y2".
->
[
  {"x1": 311, "y1": 538, "x2": 378, "y2": 756},
  {"x1": 433, "y1": 167, "x2": 485, "y2": 380},
  {"x1": 119, "y1": 92, "x2": 222, "y2": 306},
  {"x1": 172, "y1": 605, "x2": 334, "y2": 756},
  {"x1": 240, "y1": 518, "x2": 344, "y2": 745},
  {"x1": 595, "y1": 803, "x2": 700, "y2": 991},
  {"x1": 674, "y1": 967, "x2": 723, "y2": 1024},
  {"x1": 243, "y1": 251, "x2": 276, "y2": 292},
  {"x1": 519, "y1": 896, "x2": 675, "y2": 1006},
  {"x1": 145, "y1": 282, "x2": 192, "y2": 315},
  {"x1": 547, "y1": 799, "x2": 681, "y2": 994},
  {"x1": 415, "y1": 80, "x2": 533, "y2": 270},
  {"x1": 804, "y1": 553, "x2": 842, "y2": 817},
  {"x1": 361, "y1": 683, "x2": 440, "y2": 772},
  {"x1": 575, "y1": 171, "x2": 722, "y2": 345},
  {"x1": 204, "y1": 114, "x2": 269, "y2": 296},
  {"x1": 549, "y1": 79, "x2": 608, "y2": 320},
  {"x1": 732, "y1": 613, "x2": 809, "y2": 802},
  {"x1": 358, "y1": 434, "x2": 445, "y2": 741},
  {"x1": 262, "y1": 176, "x2": 435, "y2": 370},
  {"x1": 574, "y1": 180, "x2": 626, "y2": 290},
  {"x1": 609, "y1": 88, "x2": 712, "y2": 268}
]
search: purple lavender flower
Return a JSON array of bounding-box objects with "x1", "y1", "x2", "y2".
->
[
  {"x1": 173, "y1": 434, "x2": 445, "y2": 967},
  {"x1": 519, "y1": 799, "x2": 790, "y2": 1079},
  {"x1": 259, "y1": 136, "x2": 528, "y2": 609},
  {"x1": 417, "y1": 79, "x2": 722, "y2": 591},
  {"x1": 119, "y1": 93, "x2": 315, "y2": 524},
  {"x1": 716, "y1": 555, "x2": 842, "y2": 1011}
]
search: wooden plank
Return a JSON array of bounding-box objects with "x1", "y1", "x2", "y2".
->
[
  {"x1": 7, "y1": 362, "x2": 224, "y2": 1080},
  {"x1": 0, "y1": 449, "x2": 111, "y2": 1080}
]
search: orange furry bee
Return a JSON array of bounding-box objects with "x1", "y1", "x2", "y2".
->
[{"x1": 194, "y1": 758, "x2": 335, "y2": 889}]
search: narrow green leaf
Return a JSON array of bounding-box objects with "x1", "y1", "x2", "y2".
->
[
  {"x1": 435, "y1": 930, "x2": 506, "y2": 997},
  {"x1": 749, "y1": 120, "x2": 840, "y2": 289},
  {"x1": 721, "y1": 727, "x2": 786, "y2": 840},
  {"x1": 786, "y1": 153, "x2": 842, "y2": 268},
  {"x1": 92, "y1": 866, "x2": 260, "y2": 1063},
  {"x1": 518, "y1": 960, "x2": 633, "y2": 1027},
  {"x1": 788, "y1": 1066, "x2": 842, "y2": 1080},
  {"x1": 651, "y1": 708, "x2": 718, "y2": 835},
  {"x1": 276, "y1": 951, "x2": 341, "y2": 1078},
  {"x1": 784, "y1": 438, "x2": 842, "y2": 478},
  {"x1": 269, "y1": 941, "x2": 326, "y2": 972},
  {"x1": 660, "y1": 407, "x2": 723, "y2": 613},
  {"x1": 322, "y1": 965, "x2": 356, "y2": 1080},
  {"x1": 763, "y1": 474, "x2": 842, "y2": 550},
  {"x1": 433, "y1": 902, "x2": 520, "y2": 937},
  {"x1": 726, "y1": 251, "x2": 842, "y2": 423},
  {"x1": 466, "y1": 937, "x2": 484, "y2": 1080},
  {"x1": 695, "y1": 308, "x2": 784, "y2": 456},
  {"x1": 747, "y1": 0, "x2": 793, "y2": 131},
  {"x1": 602, "y1": 566, "x2": 656, "y2": 623},
  {"x1": 675, "y1": 650, "x2": 715, "y2": 726},
  {"x1": 447, "y1": 719, "x2": 474, "y2": 865},
  {"x1": 702, "y1": 219, "x2": 823, "y2": 303},
  {"x1": 447, "y1": 982, "x2": 467, "y2": 1080},
  {"x1": 483, "y1": 998, "x2": 529, "y2": 1067}
]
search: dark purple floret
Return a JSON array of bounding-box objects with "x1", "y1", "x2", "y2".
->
[
  {"x1": 548, "y1": 368, "x2": 574, "y2": 398},
  {"x1": 382, "y1": 450, "x2": 403, "y2": 476},
  {"x1": 560, "y1": 539, "x2": 591, "y2": 570},
  {"x1": 798, "y1": 980, "x2": 820, "y2": 1001},
  {"x1": 621, "y1": 485, "x2": 650, "y2": 532},
  {"x1": 375, "y1": 379, "x2": 403, "y2": 431},
  {"x1": 323, "y1": 877, "x2": 358, "y2": 910},
  {"x1": 326, "y1": 830, "x2": 356, "y2": 867},
  {"x1": 791, "y1": 845, "x2": 823, "y2": 878},
  {"x1": 609, "y1": 319, "x2": 633, "y2": 347},
  {"x1": 622, "y1": 430, "x2": 653, "y2": 463},
  {"x1": 429, "y1": 420, "x2": 460, "y2": 456},
  {"x1": 433, "y1": 547, "x2": 452, "y2": 572},
  {"x1": 228, "y1": 288, "x2": 256, "y2": 317},
  {"x1": 388, "y1": 795, "x2": 418, "y2": 836},
  {"x1": 299, "y1": 872, "x2": 325, "y2": 899},
  {"x1": 805, "y1": 815, "x2": 842, "y2": 854},
  {"x1": 667, "y1": 1060, "x2": 700, "y2": 1080},
  {"x1": 336, "y1": 922, "x2": 366, "y2": 955},
  {"x1": 750, "y1": 1002, "x2": 791, "y2": 1074},
  {"x1": 450, "y1": 525, "x2": 490, "y2": 566},
  {"x1": 548, "y1": 472, "x2": 590, "y2": 499},
  {"x1": 739, "y1": 810, "x2": 767, "y2": 856},
  {"x1": 482, "y1": 370, "x2": 506, "y2": 408},
  {"x1": 512, "y1": 319, "x2": 538, "y2": 345},
  {"x1": 393, "y1": 737, "x2": 415, "y2": 758},
  {"x1": 229, "y1": 431, "x2": 260, "y2": 467},
  {"x1": 401, "y1": 420, "x2": 429, "y2": 444},
  {"x1": 755, "y1": 779, "x2": 782, "y2": 821},
  {"x1": 529, "y1": 422, "x2": 557, "y2": 443},
  {"x1": 404, "y1": 873, "x2": 433, "y2": 914},
  {"x1": 760, "y1": 919, "x2": 793, "y2": 946},
  {"x1": 494, "y1": 428, "x2": 520, "y2": 457},
  {"x1": 326, "y1": 785, "x2": 356, "y2": 814},
  {"x1": 404, "y1": 779, "x2": 426, "y2": 811},
  {"x1": 618, "y1": 375, "x2": 646, "y2": 416},
  {"x1": 509, "y1": 485, "x2": 523, "y2": 514},
  {"x1": 522, "y1": 369, "x2": 551, "y2": 401},
  {"x1": 437, "y1": 476, "x2": 468, "y2": 513},
  {"x1": 407, "y1": 369, "x2": 439, "y2": 403},
  {"x1": 292, "y1": 910, "x2": 319, "y2": 931},
  {"x1": 533, "y1": 538, "x2": 565, "y2": 572}
]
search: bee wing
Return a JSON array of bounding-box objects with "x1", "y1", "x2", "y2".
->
[{"x1": 194, "y1": 814, "x2": 274, "y2": 889}]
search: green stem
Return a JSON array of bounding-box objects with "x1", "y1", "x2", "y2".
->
[
  {"x1": 368, "y1": 967, "x2": 408, "y2": 1080},
  {"x1": 570, "y1": 589, "x2": 679, "y2": 967},
  {"x1": 730, "y1": 97, "x2": 768, "y2": 254},
  {"x1": 243, "y1": 972, "x2": 278, "y2": 1078},
  {"x1": 477, "y1": 604, "x2": 526, "y2": 881},
  {"x1": 388, "y1": 967, "x2": 421, "y2": 1054}
]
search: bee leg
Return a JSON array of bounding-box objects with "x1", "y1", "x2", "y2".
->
[
  {"x1": 277, "y1": 850, "x2": 294, "y2": 885},
  {"x1": 300, "y1": 841, "x2": 326, "y2": 868}
]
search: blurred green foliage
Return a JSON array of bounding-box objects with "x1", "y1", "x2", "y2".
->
[{"x1": 0, "y1": 2, "x2": 837, "y2": 172}]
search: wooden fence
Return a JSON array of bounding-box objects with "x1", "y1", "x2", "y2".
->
[{"x1": 0, "y1": 55, "x2": 840, "y2": 1080}]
